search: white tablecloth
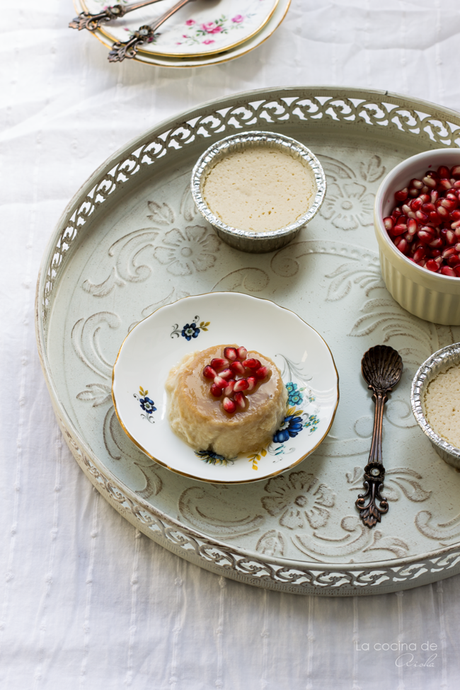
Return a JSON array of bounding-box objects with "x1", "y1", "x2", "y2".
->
[{"x1": 2, "y1": 1, "x2": 460, "y2": 687}]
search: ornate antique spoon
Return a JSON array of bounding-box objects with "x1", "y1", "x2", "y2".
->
[
  {"x1": 69, "y1": 0, "x2": 165, "y2": 32},
  {"x1": 356, "y1": 345, "x2": 403, "y2": 528},
  {"x1": 107, "y1": 0, "x2": 199, "y2": 62}
]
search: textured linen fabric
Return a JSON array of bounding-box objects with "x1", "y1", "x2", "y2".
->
[{"x1": 2, "y1": 1, "x2": 460, "y2": 688}]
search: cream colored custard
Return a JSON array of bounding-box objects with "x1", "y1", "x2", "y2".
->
[
  {"x1": 424, "y1": 364, "x2": 460, "y2": 447},
  {"x1": 203, "y1": 146, "x2": 317, "y2": 233},
  {"x1": 165, "y1": 344, "x2": 288, "y2": 458}
]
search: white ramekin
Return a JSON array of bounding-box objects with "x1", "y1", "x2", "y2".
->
[{"x1": 374, "y1": 148, "x2": 460, "y2": 325}]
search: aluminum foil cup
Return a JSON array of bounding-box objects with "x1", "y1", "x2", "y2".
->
[
  {"x1": 411, "y1": 343, "x2": 460, "y2": 469},
  {"x1": 191, "y1": 131, "x2": 326, "y2": 253}
]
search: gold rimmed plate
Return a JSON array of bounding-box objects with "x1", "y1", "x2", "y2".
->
[
  {"x1": 79, "y1": 0, "x2": 279, "y2": 58},
  {"x1": 112, "y1": 292, "x2": 339, "y2": 484},
  {"x1": 73, "y1": 0, "x2": 290, "y2": 66}
]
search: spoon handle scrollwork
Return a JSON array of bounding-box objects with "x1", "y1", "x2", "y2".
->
[
  {"x1": 69, "y1": 0, "x2": 164, "y2": 32},
  {"x1": 108, "y1": 0, "x2": 194, "y2": 62},
  {"x1": 355, "y1": 392, "x2": 389, "y2": 528}
]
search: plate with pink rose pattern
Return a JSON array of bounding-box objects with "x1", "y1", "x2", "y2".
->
[
  {"x1": 80, "y1": 0, "x2": 279, "y2": 57},
  {"x1": 112, "y1": 292, "x2": 339, "y2": 484}
]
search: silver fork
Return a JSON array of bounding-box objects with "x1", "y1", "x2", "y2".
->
[
  {"x1": 107, "y1": 0, "x2": 199, "y2": 62},
  {"x1": 69, "y1": 0, "x2": 166, "y2": 32}
]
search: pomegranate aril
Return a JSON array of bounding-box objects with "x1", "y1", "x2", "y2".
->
[
  {"x1": 211, "y1": 357, "x2": 228, "y2": 371},
  {"x1": 230, "y1": 361, "x2": 245, "y2": 376},
  {"x1": 395, "y1": 187, "x2": 408, "y2": 201},
  {"x1": 233, "y1": 379, "x2": 249, "y2": 392},
  {"x1": 218, "y1": 368, "x2": 233, "y2": 379},
  {"x1": 438, "y1": 165, "x2": 451, "y2": 179},
  {"x1": 243, "y1": 358, "x2": 261, "y2": 370},
  {"x1": 234, "y1": 392, "x2": 247, "y2": 409},
  {"x1": 438, "y1": 179, "x2": 452, "y2": 191},
  {"x1": 417, "y1": 228, "x2": 435, "y2": 244},
  {"x1": 383, "y1": 217, "x2": 394, "y2": 231},
  {"x1": 236, "y1": 346, "x2": 247, "y2": 360},
  {"x1": 413, "y1": 247, "x2": 427, "y2": 262},
  {"x1": 454, "y1": 266, "x2": 460, "y2": 277},
  {"x1": 223, "y1": 347, "x2": 237, "y2": 362},
  {"x1": 203, "y1": 365, "x2": 217, "y2": 379},
  {"x1": 450, "y1": 211, "x2": 460, "y2": 222},
  {"x1": 222, "y1": 397, "x2": 236, "y2": 414},
  {"x1": 428, "y1": 211, "x2": 442, "y2": 225},
  {"x1": 255, "y1": 366, "x2": 269, "y2": 380},
  {"x1": 415, "y1": 210, "x2": 429, "y2": 222},
  {"x1": 452, "y1": 166, "x2": 460, "y2": 179},
  {"x1": 411, "y1": 178, "x2": 423, "y2": 189},
  {"x1": 246, "y1": 376, "x2": 257, "y2": 391},
  {"x1": 224, "y1": 380, "x2": 235, "y2": 396},
  {"x1": 210, "y1": 383, "x2": 223, "y2": 398},
  {"x1": 394, "y1": 237, "x2": 409, "y2": 254},
  {"x1": 425, "y1": 259, "x2": 440, "y2": 272},
  {"x1": 407, "y1": 219, "x2": 418, "y2": 235},
  {"x1": 213, "y1": 376, "x2": 228, "y2": 389},
  {"x1": 441, "y1": 266, "x2": 456, "y2": 277},
  {"x1": 423, "y1": 175, "x2": 437, "y2": 188},
  {"x1": 428, "y1": 237, "x2": 443, "y2": 249}
]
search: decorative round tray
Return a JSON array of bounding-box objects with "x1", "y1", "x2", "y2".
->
[{"x1": 36, "y1": 87, "x2": 460, "y2": 596}]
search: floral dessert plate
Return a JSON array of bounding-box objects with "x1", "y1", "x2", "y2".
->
[
  {"x1": 112, "y1": 292, "x2": 339, "y2": 483},
  {"x1": 80, "y1": 0, "x2": 279, "y2": 58}
]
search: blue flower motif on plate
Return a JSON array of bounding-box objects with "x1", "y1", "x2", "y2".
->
[
  {"x1": 181, "y1": 322, "x2": 200, "y2": 341},
  {"x1": 140, "y1": 397, "x2": 156, "y2": 414},
  {"x1": 273, "y1": 414, "x2": 304, "y2": 443}
]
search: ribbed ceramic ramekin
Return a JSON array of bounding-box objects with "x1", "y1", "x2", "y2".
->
[
  {"x1": 191, "y1": 130, "x2": 326, "y2": 253},
  {"x1": 411, "y1": 343, "x2": 460, "y2": 469},
  {"x1": 374, "y1": 148, "x2": 460, "y2": 324}
]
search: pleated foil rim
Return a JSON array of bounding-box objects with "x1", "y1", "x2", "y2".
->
[
  {"x1": 411, "y1": 343, "x2": 460, "y2": 463},
  {"x1": 190, "y1": 131, "x2": 326, "y2": 249}
]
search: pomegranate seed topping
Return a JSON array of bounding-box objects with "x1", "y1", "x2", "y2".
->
[
  {"x1": 203, "y1": 365, "x2": 217, "y2": 380},
  {"x1": 210, "y1": 357, "x2": 228, "y2": 371},
  {"x1": 234, "y1": 379, "x2": 249, "y2": 393},
  {"x1": 243, "y1": 358, "x2": 261, "y2": 370},
  {"x1": 452, "y1": 166, "x2": 460, "y2": 179},
  {"x1": 246, "y1": 376, "x2": 257, "y2": 391},
  {"x1": 213, "y1": 376, "x2": 228, "y2": 389},
  {"x1": 255, "y1": 366, "x2": 269, "y2": 380},
  {"x1": 236, "y1": 346, "x2": 247, "y2": 360},
  {"x1": 411, "y1": 179, "x2": 423, "y2": 189},
  {"x1": 218, "y1": 368, "x2": 233, "y2": 380},
  {"x1": 224, "y1": 380, "x2": 236, "y2": 397},
  {"x1": 234, "y1": 392, "x2": 247, "y2": 409},
  {"x1": 222, "y1": 397, "x2": 236, "y2": 414},
  {"x1": 223, "y1": 347, "x2": 237, "y2": 362},
  {"x1": 230, "y1": 361, "x2": 245, "y2": 376},
  {"x1": 210, "y1": 383, "x2": 223, "y2": 398}
]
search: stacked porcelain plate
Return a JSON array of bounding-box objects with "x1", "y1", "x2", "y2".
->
[{"x1": 72, "y1": 0, "x2": 290, "y2": 66}]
